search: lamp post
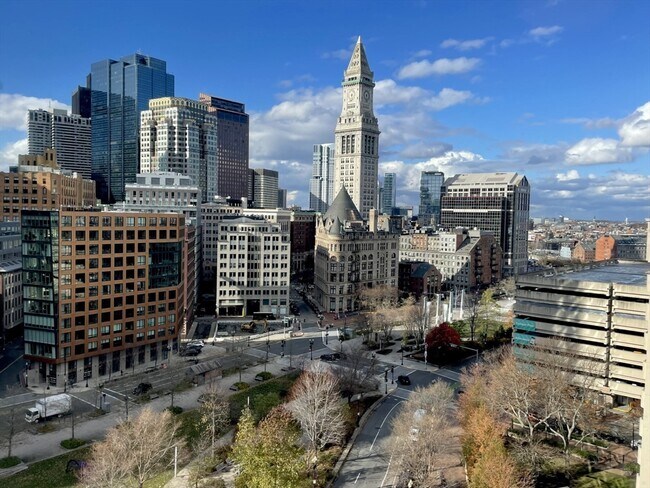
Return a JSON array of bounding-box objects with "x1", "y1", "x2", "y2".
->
[
  {"x1": 264, "y1": 341, "x2": 270, "y2": 372},
  {"x1": 401, "y1": 347, "x2": 404, "y2": 366},
  {"x1": 281, "y1": 340, "x2": 285, "y2": 358},
  {"x1": 384, "y1": 369, "x2": 388, "y2": 395},
  {"x1": 391, "y1": 366, "x2": 394, "y2": 384},
  {"x1": 309, "y1": 339, "x2": 314, "y2": 360}
]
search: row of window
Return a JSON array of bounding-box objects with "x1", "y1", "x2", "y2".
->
[{"x1": 60, "y1": 215, "x2": 179, "y2": 227}]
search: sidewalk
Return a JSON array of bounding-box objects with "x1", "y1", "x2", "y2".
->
[{"x1": 2, "y1": 353, "x2": 302, "y2": 472}]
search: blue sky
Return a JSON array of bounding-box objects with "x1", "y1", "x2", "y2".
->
[{"x1": 1, "y1": 0, "x2": 648, "y2": 220}]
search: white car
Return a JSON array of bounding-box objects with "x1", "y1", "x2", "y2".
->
[{"x1": 187, "y1": 340, "x2": 205, "y2": 348}]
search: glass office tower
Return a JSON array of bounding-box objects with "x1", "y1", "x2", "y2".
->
[
  {"x1": 381, "y1": 173, "x2": 396, "y2": 214},
  {"x1": 419, "y1": 171, "x2": 445, "y2": 226},
  {"x1": 89, "y1": 54, "x2": 174, "y2": 203}
]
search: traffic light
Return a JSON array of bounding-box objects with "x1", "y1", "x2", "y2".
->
[{"x1": 384, "y1": 370, "x2": 388, "y2": 382}]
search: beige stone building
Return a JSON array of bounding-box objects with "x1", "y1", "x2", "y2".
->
[
  {"x1": 399, "y1": 228, "x2": 502, "y2": 290},
  {"x1": 333, "y1": 37, "x2": 380, "y2": 220},
  {"x1": 314, "y1": 188, "x2": 399, "y2": 313},
  {"x1": 2, "y1": 149, "x2": 96, "y2": 222}
]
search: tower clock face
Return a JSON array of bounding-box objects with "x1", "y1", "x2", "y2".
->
[
  {"x1": 348, "y1": 89, "x2": 355, "y2": 101},
  {"x1": 363, "y1": 90, "x2": 370, "y2": 102}
]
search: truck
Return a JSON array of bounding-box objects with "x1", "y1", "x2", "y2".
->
[{"x1": 25, "y1": 393, "x2": 72, "y2": 423}]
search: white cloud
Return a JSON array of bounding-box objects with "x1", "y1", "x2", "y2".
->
[
  {"x1": 440, "y1": 37, "x2": 492, "y2": 51},
  {"x1": 424, "y1": 88, "x2": 473, "y2": 111},
  {"x1": 565, "y1": 138, "x2": 635, "y2": 165},
  {"x1": 374, "y1": 80, "x2": 428, "y2": 107},
  {"x1": 0, "y1": 138, "x2": 27, "y2": 170},
  {"x1": 502, "y1": 142, "x2": 567, "y2": 166},
  {"x1": 555, "y1": 169, "x2": 580, "y2": 181},
  {"x1": 529, "y1": 25, "x2": 563, "y2": 39},
  {"x1": 397, "y1": 57, "x2": 481, "y2": 79},
  {"x1": 618, "y1": 101, "x2": 650, "y2": 147},
  {"x1": 0, "y1": 93, "x2": 69, "y2": 131}
]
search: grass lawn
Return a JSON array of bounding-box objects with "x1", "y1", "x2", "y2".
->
[
  {"x1": 5, "y1": 446, "x2": 91, "y2": 488},
  {"x1": 229, "y1": 370, "x2": 300, "y2": 422},
  {"x1": 575, "y1": 471, "x2": 635, "y2": 487}
]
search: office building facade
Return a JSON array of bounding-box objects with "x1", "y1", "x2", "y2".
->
[
  {"x1": 89, "y1": 54, "x2": 175, "y2": 203},
  {"x1": 440, "y1": 172, "x2": 530, "y2": 276},
  {"x1": 22, "y1": 209, "x2": 184, "y2": 387},
  {"x1": 333, "y1": 37, "x2": 380, "y2": 220},
  {"x1": 399, "y1": 228, "x2": 502, "y2": 290},
  {"x1": 198, "y1": 93, "x2": 249, "y2": 201},
  {"x1": 2, "y1": 150, "x2": 96, "y2": 223},
  {"x1": 310, "y1": 143, "x2": 335, "y2": 213},
  {"x1": 419, "y1": 171, "x2": 444, "y2": 226},
  {"x1": 140, "y1": 97, "x2": 217, "y2": 202},
  {"x1": 248, "y1": 168, "x2": 279, "y2": 209},
  {"x1": 215, "y1": 216, "x2": 290, "y2": 317},
  {"x1": 27, "y1": 109, "x2": 92, "y2": 178},
  {"x1": 381, "y1": 173, "x2": 396, "y2": 214}
]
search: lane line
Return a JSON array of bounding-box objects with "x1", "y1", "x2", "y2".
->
[
  {"x1": 69, "y1": 393, "x2": 97, "y2": 409},
  {"x1": 369, "y1": 399, "x2": 402, "y2": 453},
  {"x1": 380, "y1": 453, "x2": 393, "y2": 487},
  {"x1": 354, "y1": 472, "x2": 361, "y2": 484},
  {"x1": 0, "y1": 354, "x2": 24, "y2": 375}
]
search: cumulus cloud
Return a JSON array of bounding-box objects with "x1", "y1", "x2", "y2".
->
[
  {"x1": 555, "y1": 169, "x2": 580, "y2": 181},
  {"x1": 374, "y1": 80, "x2": 428, "y2": 107},
  {"x1": 424, "y1": 88, "x2": 473, "y2": 111},
  {"x1": 397, "y1": 57, "x2": 481, "y2": 79},
  {"x1": 0, "y1": 138, "x2": 28, "y2": 170},
  {"x1": 565, "y1": 138, "x2": 635, "y2": 165},
  {"x1": 529, "y1": 25, "x2": 563, "y2": 39},
  {"x1": 0, "y1": 93, "x2": 69, "y2": 131},
  {"x1": 502, "y1": 142, "x2": 567, "y2": 166},
  {"x1": 618, "y1": 101, "x2": 650, "y2": 147},
  {"x1": 440, "y1": 37, "x2": 492, "y2": 51}
]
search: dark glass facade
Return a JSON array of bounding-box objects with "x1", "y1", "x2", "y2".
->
[
  {"x1": 71, "y1": 86, "x2": 91, "y2": 118},
  {"x1": 149, "y1": 242, "x2": 182, "y2": 288},
  {"x1": 90, "y1": 54, "x2": 174, "y2": 203},
  {"x1": 22, "y1": 211, "x2": 59, "y2": 367},
  {"x1": 419, "y1": 171, "x2": 444, "y2": 226}
]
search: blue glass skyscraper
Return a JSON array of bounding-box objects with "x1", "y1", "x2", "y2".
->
[
  {"x1": 89, "y1": 54, "x2": 174, "y2": 203},
  {"x1": 419, "y1": 171, "x2": 444, "y2": 226}
]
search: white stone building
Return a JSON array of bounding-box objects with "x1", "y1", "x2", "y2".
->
[{"x1": 216, "y1": 216, "x2": 290, "y2": 317}]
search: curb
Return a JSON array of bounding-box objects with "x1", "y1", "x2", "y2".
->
[{"x1": 326, "y1": 392, "x2": 387, "y2": 487}]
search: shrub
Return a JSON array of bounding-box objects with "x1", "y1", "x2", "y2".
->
[
  {"x1": 256, "y1": 371, "x2": 273, "y2": 381},
  {"x1": 166, "y1": 406, "x2": 184, "y2": 415},
  {"x1": 0, "y1": 456, "x2": 21, "y2": 468},
  {"x1": 233, "y1": 382, "x2": 249, "y2": 391},
  {"x1": 60, "y1": 438, "x2": 86, "y2": 450}
]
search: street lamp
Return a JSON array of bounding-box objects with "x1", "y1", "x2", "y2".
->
[
  {"x1": 384, "y1": 369, "x2": 388, "y2": 394},
  {"x1": 264, "y1": 341, "x2": 270, "y2": 372},
  {"x1": 391, "y1": 366, "x2": 394, "y2": 384},
  {"x1": 281, "y1": 340, "x2": 285, "y2": 358},
  {"x1": 309, "y1": 339, "x2": 314, "y2": 360},
  {"x1": 401, "y1": 347, "x2": 404, "y2": 366}
]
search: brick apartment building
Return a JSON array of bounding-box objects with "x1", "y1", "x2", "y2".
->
[{"x1": 23, "y1": 209, "x2": 185, "y2": 387}]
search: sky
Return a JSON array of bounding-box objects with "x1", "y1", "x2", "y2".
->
[{"x1": 0, "y1": 0, "x2": 649, "y2": 221}]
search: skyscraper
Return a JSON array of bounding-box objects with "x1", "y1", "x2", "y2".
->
[
  {"x1": 440, "y1": 172, "x2": 530, "y2": 276},
  {"x1": 139, "y1": 97, "x2": 217, "y2": 201},
  {"x1": 71, "y1": 85, "x2": 91, "y2": 119},
  {"x1": 310, "y1": 143, "x2": 335, "y2": 213},
  {"x1": 419, "y1": 171, "x2": 445, "y2": 226},
  {"x1": 333, "y1": 37, "x2": 380, "y2": 220},
  {"x1": 89, "y1": 54, "x2": 175, "y2": 203},
  {"x1": 198, "y1": 93, "x2": 249, "y2": 201},
  {"x1": 248, "y1": 168, "x2": 279, "y2": 209},
  {"x1": 381, "y1": 172, "x2": 396, "y2": 214}
]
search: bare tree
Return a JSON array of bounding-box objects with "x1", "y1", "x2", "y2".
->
[
  {"x1": 403, "y1": 296, "x2": 432, "y2": 349},
  {"x1": 82, "y1": 407, "x2": 181, "y2": 488},
  {"x1": 337, "y1": 342, "x2": 379, "y2": 397},
  {"x1": 198, "y1": 382, "x2": 231, "y2": 457},
  {"x1": 387, "y1": 382, "x2": 456, "y2": 486},
  {"x1": 287, "y1": 363, "x2": 346, "y2": 458}
]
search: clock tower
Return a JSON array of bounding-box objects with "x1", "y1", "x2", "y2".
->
[{"x1": 334, "y1": 36, "x2": 380, "y2": 220}]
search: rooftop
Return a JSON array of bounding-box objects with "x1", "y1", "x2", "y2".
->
[{"x1": 536, "y1": 262, "x2": 650, "y2": 286}]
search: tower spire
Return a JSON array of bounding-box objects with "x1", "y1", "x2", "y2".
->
[{"x1": 346, "y1": 36, "x2": 373, "y2": 79}]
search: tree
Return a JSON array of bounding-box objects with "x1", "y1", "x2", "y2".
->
[
  {"x1": 337, "y1": 342, "x2": 379, "y2": 397},
  {"x1": 82, "y1": 407, "x2": 180, "y2": 488},
  {"x1": 231, "y1": 406, "x2": 304, "y2": 488},
  {"x1": 425, "y1": 322, "x2": 461, "y2": 363},
  {"x1": 403, "y1": 295, "x2": 432, "y2": 348},
  {"x1": 287, "y1": 363, "x2": 346, "y2": 458},
  {"x1": 198, "y1": 383, "x2": 230, "y2": 458},
  {"x1": 388, "y1": 382, "x2": 456, "y2": 486}
]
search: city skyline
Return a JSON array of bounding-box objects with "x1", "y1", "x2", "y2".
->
[{"x1": 0, "y1": 0, "x2": 649, "y2": 220}]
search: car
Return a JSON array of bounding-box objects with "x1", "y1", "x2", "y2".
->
[
  {"x1": 133, "y1": 382, "x2": 152, "y2": 395},
  {"x1": 187, "y1": 340, "x2": 205, "y2": 348},
  {"x1": 320, "y1": 353, "x2": 343, "y2": 362},
  {"x1": 180, "y1": 347, "x2": 201, "y2": 357},
  {"x1": 397, "y1": 375, "x2": 411, "y2": 386}
]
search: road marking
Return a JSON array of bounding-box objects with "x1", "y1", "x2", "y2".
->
[
  {"x1": 369, "y1": 399, "x2": 402, "y2": 453},
  {"x1": 0, "y1": 354, "x2": 24, "y2": 375},
  {"x1": 103, "y1": 388, "x2": 127, "y2": 402},
  {"x1": 380, "y1": 453, "x2": 393, "y2": 487},
  {"x1": 433, "y1": 369, "x2": 461, "y2": 382},
  {"x1": 354, "y1": 472, "x2": 361, "y2": 484},
  {"x1": 69, "y1": 393, "x2": 96, "y2": 409}
]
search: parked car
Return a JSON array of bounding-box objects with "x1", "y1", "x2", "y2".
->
[
  {"x1": 320, "y1": 353, "x2": 343, "y2": 362},
  {"x1": 187, "y1": 340, "x2": 205, "y2": 349},
  {"x1": 397, "y1": 375, "x2": 411, "y2": 386},
  {"x1": 133, "y1": 382, "x2": 152, "y2": 395}
]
